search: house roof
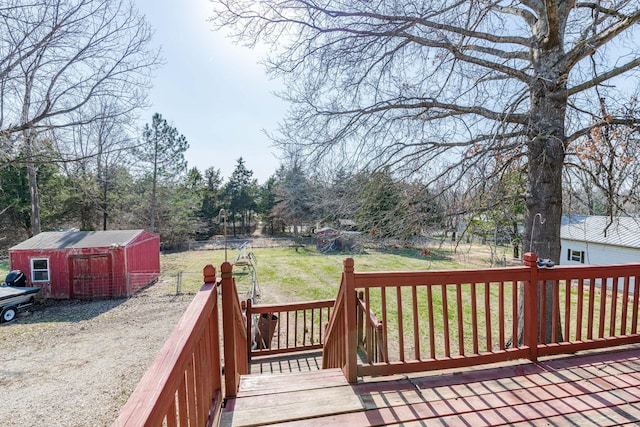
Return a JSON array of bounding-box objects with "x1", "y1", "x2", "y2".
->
[
  {"x1": 561, "y1": 215, "x2": 640, "y2": 249},
  {"x1": 9, "y1": 230, "x2": 147, "y2": 250}
]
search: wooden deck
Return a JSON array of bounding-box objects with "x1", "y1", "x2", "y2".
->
[{"x1": 221, "y1": 345, "x2": 640, "y2": 426}]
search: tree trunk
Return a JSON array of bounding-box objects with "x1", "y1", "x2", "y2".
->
[
  {"x1": 102, "y1": 177, "x2": 109, "y2": 231},
  {"x1": 520, "y1": 44, "x2": 567, "y2": 345},
  {"x1": 23, "y1": 129, "x2": 40, "y2": 237},
  {"x1": 150, "y1": 133, "x2": 158, "y2": 233},
  {"x1": 26, "y1": 160, "x2": 40, "y2": 237}
]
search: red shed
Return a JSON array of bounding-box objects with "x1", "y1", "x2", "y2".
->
[{"x1": 8, "y1": 230, "x2": 160, "y2": 299}]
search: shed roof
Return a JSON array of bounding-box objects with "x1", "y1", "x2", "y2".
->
[
  {"x1": 561, "y1": 215, "x2": 640, "y2": 249},
  {"x1": 9, "y1": 230, "x2": 147, "y2": 250}
]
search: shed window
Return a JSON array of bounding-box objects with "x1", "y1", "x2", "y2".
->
[
  {"x1": 567, "y1": 249, "x2": 585, "y2": 263},
  {"x1": 31, "y1": 258, "x2": 50, "y2": 282}
]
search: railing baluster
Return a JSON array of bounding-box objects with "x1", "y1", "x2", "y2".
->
[
  {"x1": 456, "y1": 283, "x2": 464, "y2": 356},
  {"x1": 587, "y1": 279, "x2": 595, "y2": 340},
  {"x1": 397, "y1": 285, "x2": 404, "y2": 361},
  {"x1": 427, "y1": 285, "x2": 435, "y2": 359},
  {"x1": 632, "y1": 276, "x2": 640, "y2": 334},
  {"x1": 166, "y1": 397, "x2": 177, "y2": 427},
  {"x1": 412, "y1": 285, "x2": 420, "y2": 360},
  {"x1": 285, "y1": 310, "x2": 291, "y2": 349},
  {"x1": 610, "y1": 277, "x2": 619, "y2": 337},
  {"x1": 621, "y1": 276, "x2": 630, "y2": 335},
  {"x1": 484, "y1": 282, "x2": 491, "y2": 352},
  {"x1": 365, "y1": 288, "x2": 372, "y2": 362},
  {"x1": 564, "y1": 278, "x2": 571, "y2": 343},
  {"x1": 512, "y1": 281, "x2": 518, "y2": 348},
  {"x1": 442, "y1": 284, "x2": 450, "y2": 358},
  {"x1": 186, "y1": 359, "x2": 196, "y2": 426},
  {"x1": 499, "y1": 281, "x2": 505, "y2": 351},
  {"x1": 577, "y1": 279, "x2": 584, "y2": 341},
  {"x1": 310, "y1": 308, "x2": 315, "y2": 345},
  {"x1": 318, "y1": 307, "x2": 322, "y2": 345},
  {"x1": 303, "y1": 308, "x2": 308, "y2": 346},
  {"x1": 551, "y1": 280, "x2": 559, "y2": 343},
  {"x1": 177, "y1": 374, "x2": 187, "y2": 423},
  {"x1": 540, "y1": 280, "x2": 546, "y2": 344},
  {"x1": 471, "y1": 282, "x2": 478, "y2": 355},
  {"x1": 599, "y1": 277, "x2": 607, "y2": 338}
]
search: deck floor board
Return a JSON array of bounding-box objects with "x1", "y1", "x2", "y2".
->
[{"x1": 221, "y1": 346, "x2": 640, "y2": 426}]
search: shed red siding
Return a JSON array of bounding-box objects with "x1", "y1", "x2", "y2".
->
[
  {"x1": 124, "y1": 232, "x2": 161, "y2": 295},
  {"x1": 9, "y1": 230, "x2": 160, "y2": 299}
]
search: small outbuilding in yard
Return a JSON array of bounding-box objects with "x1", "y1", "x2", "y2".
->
[{"x1": 9, "y1": 229, "x2": 160, "y2": 299}]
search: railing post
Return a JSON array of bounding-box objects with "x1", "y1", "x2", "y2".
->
[
  {"x1": 221, "y1": 261, "x2": 239, "y2": 398},
  {"x1": 343, "y1": 258, "x2": 358, "y2": 383},
  {"x1": 523, "y1": 252, "x2": 539, "y2": 361},
  {"x1": 204, "y1": 264, "x2": 223, "y2": 424}
]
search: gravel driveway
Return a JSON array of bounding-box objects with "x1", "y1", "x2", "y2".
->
[{"x1": 0, "y1": 278, "x2": 194, "y2": 427}]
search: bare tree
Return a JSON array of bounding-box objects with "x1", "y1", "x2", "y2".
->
[
  {"x1": 211, "y1": 1, "x2": 640, "y2": 343},
  {"x1": 211, "y1": 0, "x2": 640, "y2": 263},
  {"x1": 57, "y1": 100, "x2": 136, "y2": 230},
  {"x1": 565, "y1": 96, "x2": 640, "y2": 218},
  {"x1": 0, "y1": 0, "x2": 160, "y2": 234}
]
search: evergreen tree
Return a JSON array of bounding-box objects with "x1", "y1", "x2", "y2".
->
[
  {"x1": 136, "y1": 113, "x2": 189, "y2": 233},
  {"x1": 256, "y1": 176, "x2": 278, "y2": 235},
  {"x1": 355, "y1": 170, "x2": 403, "y2": 239},
  {"x1": 201, "y1": 167, "x2": 225, "y2": 238},
  {"x1": 272, "y1": 161, "x2": 312, "y2": 239},
  {"x1": 224, "y1": 158, "x2": 256, "y2": 236}
]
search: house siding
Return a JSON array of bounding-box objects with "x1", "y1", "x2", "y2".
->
[
  {"x1": 561, "y1": 239, "x2": 640, "y2": 266},
  {"x1": 560, "y1": 215, "x2": 640, "y2": 267}
]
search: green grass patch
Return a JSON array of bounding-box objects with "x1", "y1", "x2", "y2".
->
[{"x1": 160, "y1": 245, "x2": 466, "y2": 300}]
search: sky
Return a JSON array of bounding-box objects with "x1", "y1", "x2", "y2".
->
[{"x1": 134, "y1": 0, "x2": 287, "y2": 183}]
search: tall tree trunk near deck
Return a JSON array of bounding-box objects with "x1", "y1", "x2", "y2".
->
[{"x1": 519, "y1": 45, "x2": 567, "y2": 344}]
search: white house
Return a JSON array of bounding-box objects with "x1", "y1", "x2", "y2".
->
[{"x1": 560, "y1": 215, "x2": 640, "y2": 266}]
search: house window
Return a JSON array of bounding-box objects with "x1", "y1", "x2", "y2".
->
[
  {"x1": 31, "y1": 258, "x2": 50, "y2": 282},
  {"x1": 567, "y1": 249, "x2": 585, "y2": 263}
]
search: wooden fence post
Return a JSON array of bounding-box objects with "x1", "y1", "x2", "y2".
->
[
  {"x1": 343, "y1": 258, "x2": 358, "y2": 383},
  {"x1": 523, "y1": 252, "x2": 539, "y2": 361}
]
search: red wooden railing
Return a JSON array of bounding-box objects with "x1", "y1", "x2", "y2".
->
[
  {"x1": 116, "y1": 253, "x2": 640, "y2": 423},
  {"x1": 113, "y1": 265, "x2": 223, "y2": 427},
  {"x1": 535, "y1": 260, "x2": 640, "y2": 356},
  {"x1": 323, "y1": 254, "x2": 640, "y2": 383},
  {"x1": 246, "y1": 299, "x2": 335, "y2": 359}
]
